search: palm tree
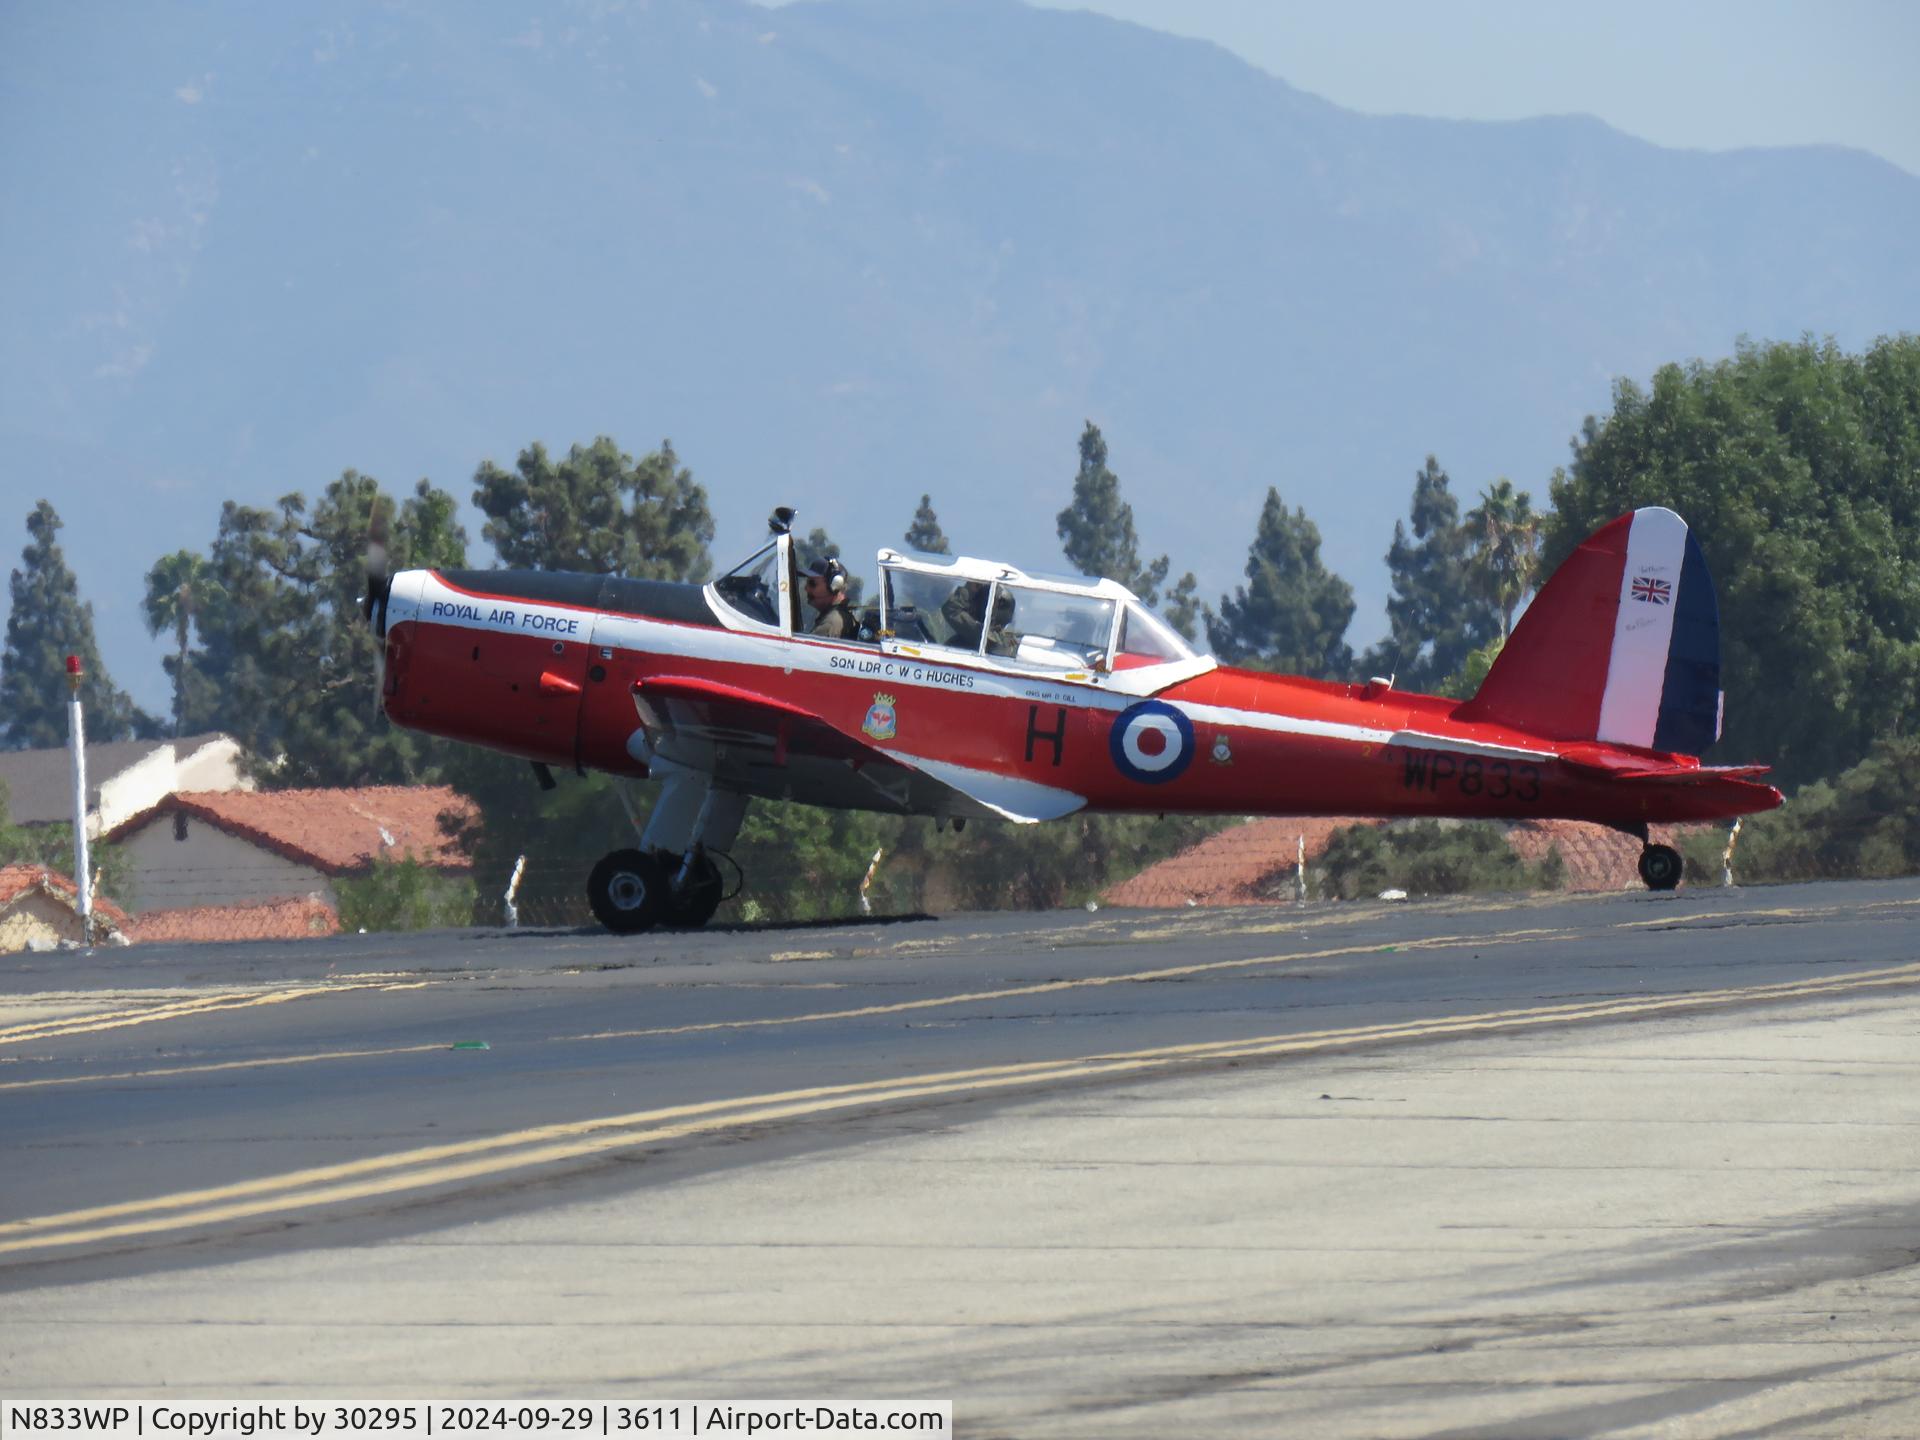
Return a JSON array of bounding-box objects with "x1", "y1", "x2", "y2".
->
[
  {"x1": 143, "y1": 550, "x2": 220, "y2": 737},
  {"x1": 1464, "y1": 479, "x2": 1542, "y2": 638}
]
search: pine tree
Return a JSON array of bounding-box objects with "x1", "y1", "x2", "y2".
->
[
  {"x1": 184, "y1": 473, "x2": 469, "y2": 785},
  {"x1": 0, "y1": 501, "x2": 156, "y2": 749},
  {"x1": 1207, "y1": 488, "x2": 1356, "y2": 678},
  {"x1": 904, "y1": 495, "x2": 951, "y2": 555},
  {"x1": 1057, "y1": 421, "x2": 1160, "y2": 599},
  {"x1": 1055, "y1": 421, "x2": 1200, "y2": 639},
  {"x1": 473, "y1": 436, "x2": 713, "y2": 579},
  {"x1": 1360, "y1": 457, "x2": 1498, "y2": 691}
]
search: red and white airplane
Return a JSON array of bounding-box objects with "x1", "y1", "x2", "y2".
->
[{"x1": 371, "y1": 505, "x2": 1780, "y2": 931}]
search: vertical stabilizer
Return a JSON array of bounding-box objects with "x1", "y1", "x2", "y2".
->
[{"x1": 1455, "y1": 507, "x2": 1722, "y2": 755}]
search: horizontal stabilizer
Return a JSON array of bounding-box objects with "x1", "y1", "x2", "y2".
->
[{"x1": 1558, "y1": 746, "x2": 1770, "y2": 784}]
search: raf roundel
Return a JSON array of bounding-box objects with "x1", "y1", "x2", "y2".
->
[{"x1": 1109, "y1": 700, "x2": 1196, "y2": 785}]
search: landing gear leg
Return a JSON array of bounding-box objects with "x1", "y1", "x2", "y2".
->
[{"x1": 586, "y1": 765, "x2": 747, "y2": 934}]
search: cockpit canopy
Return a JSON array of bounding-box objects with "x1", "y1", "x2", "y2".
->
[
  {"x1": 874, "y1": 548, "x2": 1195, "y2": 674},
  {"x1": 708, "y1": 527, "x2": 1198, "y2": 675}
]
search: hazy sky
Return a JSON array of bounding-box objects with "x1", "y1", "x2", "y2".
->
[{"x1": 1024, "y1": 0, "x2": 1919, "y2": 177}]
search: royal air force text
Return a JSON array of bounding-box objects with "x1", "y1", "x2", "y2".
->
[{"x1": 429, "y1": 602, "x2": 580, "y2": 636}]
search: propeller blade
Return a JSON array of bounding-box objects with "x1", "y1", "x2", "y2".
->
[
  {"x1": 362, "y1": 495, "x2": 392, "y2": 623},
  {"x1": 362, "y1": 495, "x2": 395, "y2": 719}
]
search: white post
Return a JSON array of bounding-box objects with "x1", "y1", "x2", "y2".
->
[
  {"x1": 859, "y1": 847, "x2": 885, "y2": 916},
  {"x1": 66, "y1": 655, "x2": 92, "y2": 947},
  {"x1": 1721, "y1": 818, "x2": 1742, "y2": 888},
  {"x1": 1295, "y1": 834, "x2": 1306, "y2": 905},
  {"x1": 503, "y1": 854, "x2": 527, "y2": 928}
]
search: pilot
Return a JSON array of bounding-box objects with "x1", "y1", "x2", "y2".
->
[{"x1": 803, "y1": 557, "x2": 857, "y2": 638}]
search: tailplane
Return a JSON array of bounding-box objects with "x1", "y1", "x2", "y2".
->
[{"x1": 1455, "y1": 507, "x2": 1722, "y2": 754}]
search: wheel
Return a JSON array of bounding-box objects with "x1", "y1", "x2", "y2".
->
[
  {"x1": 1638, "y1": 843, "x2": 1683, "y2": 891},
  {"x1": 587, "y1": 848, "x2": 666, "y2": 934},
  {"x1": 661, "y1": 853, "x2": 725, "y2": 928}
]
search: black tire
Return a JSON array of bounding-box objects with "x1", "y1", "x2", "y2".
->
[
  {"x1": 662, "y1": 854, "x2": 725, "y2": 928},
  {"x1": 1638, "y1": 843, "x2": 1683, "y2": 891},
  {"x1": 587, "y1": 848, "x2": 666, "y2": 934}
]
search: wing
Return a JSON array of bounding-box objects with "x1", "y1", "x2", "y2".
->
[{"x1": 630, "y1": 674, "x2": 1086, "y2": 824}]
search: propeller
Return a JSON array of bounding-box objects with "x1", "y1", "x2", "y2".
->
[{"x1": 362, "y1": 496, "x2": 394, "y2": 717}]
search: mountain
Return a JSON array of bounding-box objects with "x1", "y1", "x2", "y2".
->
[{"x1": 3, "y1": 0, "x2": 1915, "y2": 710}]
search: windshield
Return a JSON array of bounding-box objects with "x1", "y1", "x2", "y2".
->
[
  {"x1": 1114, "y1": 603, "x2": 1193, "y2": 667},
  {"x1": 713, "y1": 540, "x2": 783, "y2": 628}
]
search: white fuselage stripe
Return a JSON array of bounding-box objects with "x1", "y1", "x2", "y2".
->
[
  {"x1": 396, "y1": 572, "x2": 1563, "y2": 766},
  {"x1": 1597, "y1": 508, "x2": 1685, "y2": 749}
]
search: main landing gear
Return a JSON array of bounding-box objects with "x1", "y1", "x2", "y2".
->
[
  {"x1": 587, "y1": 765, "x2": 747, "y2": 934},
  {"x1": 1615, "y1": 822, "x2": 1683, "y2": 892}
]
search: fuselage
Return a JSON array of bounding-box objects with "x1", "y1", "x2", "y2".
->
[{"x1": 380, "y1": 567, "x2": 1781, "y2": 828}]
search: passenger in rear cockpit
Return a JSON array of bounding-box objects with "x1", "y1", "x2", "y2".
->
[{"x1": 942, "y1": 581, "x2": 1016, "y2": 656}]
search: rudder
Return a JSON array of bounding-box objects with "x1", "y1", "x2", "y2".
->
[{"x1": 1455, "y1": 507, "x2": 1722, "y2": 755}]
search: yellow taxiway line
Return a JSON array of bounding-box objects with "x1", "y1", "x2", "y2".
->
[
  {"x1": 8, "y1": 892, "x2": 1910, "y2": 1093},
  {"x1": 0, "y1": 980, "x2": 430, "y2": 1050},
  {"x1": 6, "y1": 957, "x2": 1918, "y2": 1258},
  {"x1": 0, "y1": 924, "x2": 1579, "y2": 1094}
]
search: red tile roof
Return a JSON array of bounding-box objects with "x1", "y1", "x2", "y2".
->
[
  {"x1": 105, "y1": 786, "x2": 477, "y2": 875},
  {"x1": 0, "y1": 862, "x2": 132, "y2": 934},
  {"x1": 1103, "y1": 817, "x2": 1382, "y2": 908},
  {"x1": 126, "y1": 896, "x2": 340, "y2": 944},
  {"x1": 1105, "y1": 817, "x2": 1714, "y2": 907}
]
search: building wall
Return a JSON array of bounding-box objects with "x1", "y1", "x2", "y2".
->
[
  {"x1": 173, "y1": 737, "x2": 251, "y2": 797},
  {"x1": 91, "y1": 736, "x2": 251, "y2": 837},
  {"x1": 91, "y1": 745, "x2": 179, "y2": 838},
  {"x1": 0, "y1": 892, "x2": 84, "y2": 952},
  {"x1": 119, "y1": 815, "x2": 335, "y2": 913}
]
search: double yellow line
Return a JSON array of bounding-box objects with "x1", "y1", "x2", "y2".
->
[
  {"x1": 0, "y1": 980, "x2": 429, "y2": 1051},
  {"x1": 7, "y1": 957, "x2": 1917, "y2": 1260}
]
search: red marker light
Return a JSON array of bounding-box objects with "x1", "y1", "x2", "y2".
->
[{"x1": 65, "y1": 655, "x2": 82, "y2": 676}]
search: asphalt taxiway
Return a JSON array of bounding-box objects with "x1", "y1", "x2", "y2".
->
[{"x1": 3, "y1": 881, "x2": 1918, "y2": 1437}]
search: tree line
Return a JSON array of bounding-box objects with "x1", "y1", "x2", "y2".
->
[{"x1": 3, "y1": 333, "x2": 1916, "y2": 911}]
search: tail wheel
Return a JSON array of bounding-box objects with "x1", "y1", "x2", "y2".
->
[
  {"x1": 1638, "y1": 843, "x2": 1683, "y2": 891},
  {"x1": 663, "y1": 854, "x2": 725, "y2": 929},
  {"x1": 587, "y1": 848, "x2": 666, "y2": 934}
]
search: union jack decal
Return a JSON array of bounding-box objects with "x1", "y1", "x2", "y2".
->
[{"x1": 1630, "y1": 574, "x2": 1672, "y2": 605}]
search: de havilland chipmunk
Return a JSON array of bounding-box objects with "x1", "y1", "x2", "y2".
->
[{"x1": 365, "y1": 504, "x2": 1781, "y2": 932}]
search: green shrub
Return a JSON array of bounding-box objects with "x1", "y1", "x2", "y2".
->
[
  {"x1": 1685, "y1": 736, "x2": 1920, "y2": 884},
  {"x1": 335, "y1": 855, "x2": 477, "y2": 932},
  {"x1": 1317, "y1": 820, "x2": 1562, "y2": 900}
]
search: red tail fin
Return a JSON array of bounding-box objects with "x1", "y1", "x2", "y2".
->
[{"x1": 1455, "y1": 508, "x2": 1722, "y2": 755}]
